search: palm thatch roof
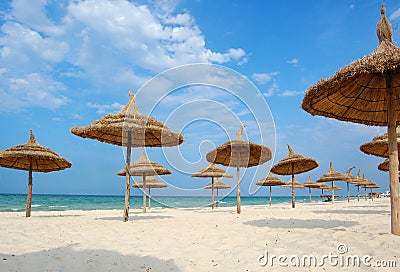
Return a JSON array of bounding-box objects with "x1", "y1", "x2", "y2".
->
[
  {"x1": 325, "y1": 186, "x2": 343, "y2": 192},
  {"x1": 0, "y1": 130, "x2": 71, "y2": 172},
  {"x1": 302, "y1": 5, "x2": 400, "y2": 126},
  {"x1": 360, "y1": 130, "x2": 400, "y2": 158},
  {"x1": 378, "y1": 158, "x2": 400, "y2": 172},
  {"x1": 282, "y1": 177, "x2": 305, "y2": 188},
  {"x1": 205, "y1": 125, "x2": 272, "y2": 167},
  {"x1": 204, "y1": 179, "x2": 231, "y2": 189},
  {"x1": 316, "y1": 162, "x2": 346, "y2": 183},
  {"x1": 256, "y1": 173, "x2": 286, "y2": 186},
  {"x1": 132, "y1": 177, "x2": 167, "y2": 188},
  {"x1": 71, "y1": 91, "x2": 184, "y2": 147},
  {"x1": 117, "y1": 148, "x2": 171, "y2": 176},
  {"x1": 270, "y1": 145, "x2": 318, "y2": 175},
  {"x1": 192, "y1": 162, "x2": 233, "y2": 178},
  {"x1": 303, "y1": 177, "x2": 320, "y2": 188},
  {"x1": 318, "y1": 183, "x2": 331, "y2": 189}
]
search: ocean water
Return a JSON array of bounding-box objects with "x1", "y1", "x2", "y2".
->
[{"x1": 0, "y1": 194, "x2": 319, "y2": 212}]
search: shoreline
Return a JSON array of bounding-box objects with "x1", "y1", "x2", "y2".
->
[{"x1": 1, "y1": 198, "x2": 399, "y2": 271}]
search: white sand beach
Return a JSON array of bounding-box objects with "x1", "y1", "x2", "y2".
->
[{"x1": 0, "y1": 198, "x2": 399, "y2": 272}]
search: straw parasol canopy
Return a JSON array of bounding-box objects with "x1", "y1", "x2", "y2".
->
[
  {"x1": 204, "y1": 178, "x2": 231, "y2": 208},
  {"x1": 0, "y1": 130, "x2": 71, "y2": 217},
  {"x1": 302, "y1": 4, "x2": 400, "y2": 235},
  {"x1": 342, "y1": 166, "x2": 356, "y2": 202},
  {"x1": 362, "y1": 180, "x2": 380, "y2": 201},
  {"x1": 132, "y1": 176, "x2": 167, "y2": 210},
  {"x1": 347, "y1": 170, "x2": 367, "y2": 202},
  {"x1": 132, "y1": 177, "x2": 168, "y2": 188},
  {"x1": 282, "y1": 177, "x2": 305, "y2": 188},
  {"x1": 360, "y1": 130, "x2": 400, "y2": 158},
  {"x1": 192, "y1": 162, "x2": 233, "y2": 209},
  {"x1": 378, "y1": 158, "x2": 400, "y2": 172},
  {"x1": 71, "y1": 91, "x2": 183, "y2": 222},
  {"x1": 325, "y1": 186, "x2": 343, "y2": 192},
  {"x1": 206, "y1": 125, "x2": 272, "y2": 214},
  {"x1": 316, "y1": 162, "x2": 348, "y2": 204},
  {"x1": 302, "y1": 177, "x2": 320, "y2": 203},
  {"x1": 318, "y1": 182, "x2": 331, "y2": 202},
  {"x1": 271, "y1": 144, "x2": 318, "y2": 208},
  {"x1": 256, "y1": 173, "x2": 286, "y2": 206},
  {"x1": 118, "y1": 148, "x2": 171, "y2": 213}
]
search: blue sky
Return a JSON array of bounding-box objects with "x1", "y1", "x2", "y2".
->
[{"x1": 1, "y1": 0, "x2": 399, "y2": 198}]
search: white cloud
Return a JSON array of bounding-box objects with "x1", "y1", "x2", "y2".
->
[
  {"x1": 87, "y1": 102, "x2": 124, "y2": 114},
  {"x1": 278, "y1": 90, "x2": 303, "y2": 96},
  {"x1": 349, "y1": 4, "x2": 355, "y2": 9},
  {"x1": 390, "y1": 8, "x2": 400, "y2": 20},
  {"x1": 287, "y1": 58, "x2": 299, "y2": 66},
  {"x1": 252, "y1": 72, "x2": 279, "y2": 84},
  {"x1": 263, "y1": 81, "x2": 279, "y2": 97},
  {"x1": 0, "y1": 73, "x2": 69, "y2": 111},
  {"x1": 0, "y1": 0, "x2": 248, "y2": 111}
]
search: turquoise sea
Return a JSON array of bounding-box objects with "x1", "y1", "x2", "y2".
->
[{"x1": 0, "y1": 194, "x2": 319, "y2": 212}]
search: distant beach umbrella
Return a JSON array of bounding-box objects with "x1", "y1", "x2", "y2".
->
[
  {"x1": 318, "y1": 183, "x2": 331, "y2": 202},
  {"x1": 302, "y1": 4, "x2": 400, "y2": 235},
  {"x1": 360, "y1": 129, "x2": 400, "y2": 158},
  {"x1": 302, "y1": 177, "x2": 320, "y2": 203},
  {"x1": 192, "y1": 162, "x2": 233, "y2": 209},
  {"x1": 361, "y1": 180, "x2": 380, "y2": 201},
  {"x1": 347, "y1": 170, "x2": 367, "y2": 202},
  {"x1": 325, "y1": 186, "x2": 343, "y2": 192},
  {"x1": 132, "y1": 177, "x2": 167, "y2": 210},
  {"x1": 204, "y1": 178, "x2": 231, "y2": 207},
  {"x1": 117, "y1": 148, "x2": 171, "y2": 213},
  {"x1": 316, "y1": 162, "x2": 347, "y2": 204},
  {"x1": 0, "y1": 130, "x2": 71, "y2": 217},
  {"x1": 71, "y1": 91, "x2": 183, "y2": 221},
  {"x1": 271, "y1": 144, "x2": 318, "y2": 208},
  {"x1": 342, "y1": 166, "x2": 356, "y2": 203},
  {"x1": 206, "y1": 125, "x2": 272, "y2": 214},
  {"x1": 256, "y1": 173, "x2": 286, "y2": 206},
  {"x1": 282, "y1": 177, "x2": 306, "y2": 188}
]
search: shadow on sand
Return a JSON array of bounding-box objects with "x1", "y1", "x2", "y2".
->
[
  {"x1": 0, "y1": 244, "x2": 180, "y2": 272},
  {"x1": 243, "y1": 218, "x2": 359, "y2": 229},
  {"x1": 95, "y1": 215, "x2": 173, "y2": 221},
  {"x1": 312, "y1": 209, "x2": 390, "y2": 215}
]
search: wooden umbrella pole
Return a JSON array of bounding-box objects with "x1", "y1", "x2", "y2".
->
[
  {"x1": 148, "y1": 187, "x2": 151, "y2": 210},
  {"x1": 237, "y1": 165, "x2": 241, "y2": 214},
  {"x1": 386, "y1": 74, "x2": 400, "y2": 235},
  {"x1": 321, "y1": 189, "x2": 324, "y2": 202},
  {"x1": 123, "y1": 131, "x2": 132, "y2": 222},
  {"x1": 309, "y1": 187, "x2": 312, "y2": 203},
  {"x1": 331, "y1": 181, "x2": 334, "y2": 204},
  {"x1": 143, "y1": 174, "x2": 147, "y2": 213},
  {"x1": 347, "y1": 183, "x2": 350, "y2": 203},
  {"x1": 370, "y1": 188, "x2": 374, "y2": 201},
  {"x1": 364, "y1": 187, "x2": 367, "y2": 201},
  {"x1": 216, "y1": 188, "x2": 219, "y2": 208},
  {"x1": 357, "y1": 186, "x2": 360, "y2": 202},
  {"x1": 25, "y1": 157, "x2": 33, "y2": 218},
  {"x1": 211, "y1": 177, "x2": 215, "y2": 209},
  {"x1": 291, "y1": 164, "x2": 295, "y2": 208},
  {"x1": 269, "y1": 186, "x2": 272, "y2": 206}
]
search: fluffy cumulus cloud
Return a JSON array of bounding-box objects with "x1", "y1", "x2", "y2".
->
[
  {"x1": 252, "y1": 72, "x2": 279, "y2": 84},
  {"x1": 287, "y1": 58, "x2": 299, "y2": 66},
  {"x1": 0, "y1": 0, "x2": 248, "y2": 111}
]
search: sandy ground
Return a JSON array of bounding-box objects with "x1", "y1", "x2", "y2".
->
[{"x1": 0, "y1": 197, "x2": 399, "y2": 271}]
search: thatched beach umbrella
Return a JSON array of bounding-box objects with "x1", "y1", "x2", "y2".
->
[
  {"x1": 117, "y1": 148, "x2": 171, "y2": 213},
  {"x1": 192, "y1": 162, "x2": 233, "y2": 209},
  {"x1": 361, "y1": 180, "x2": 380, "y2": 201},
  {"x1": 343, "y1": 166, "x2": 356, "y2": 202},
  {"x1": 303, "y1": 177, "x2": 320, "y2": 203},
  {"x1": 132, "y1": 177, "x2": 167, "y2": 210},
  {"x1": 302, "y1": 5, "x2": 400, "y2": 235},
  {"x1": 0, "y1": 130, "x2": 71, "y2": 217},
  {"x1": 347, "y1": 170, "x2": 366, "y2": 202},
  {"x1": 256, "y1": 173, "x2": 286, "y2": 206},
  {"x1": 271, "y1": 144, "x2": 318, "y2": 208},
  {"x1": 204, "y1": 178, "x2": 231, "y2": 207},
  {"x1": 282, "y1": 177, "x2": 306, "y2": 188},
  {"x1": 206, "y1": 125, "x2": 272, "y2": 214},
  {"x1": 360, "y1": 130, "x2": 400, "y2": 158},
  {"x1": 316, "y1": 162, "x2": 347, "y2": 204},
  {"x1": 378, "y1": 159, "x2": 400, "y2": 172},
  {"x1": 71, "y1": 91, "x2": 183, "y2": 221},
  {"x1": 318, "y1": 183, "x2": 331, "y2": 202}
]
